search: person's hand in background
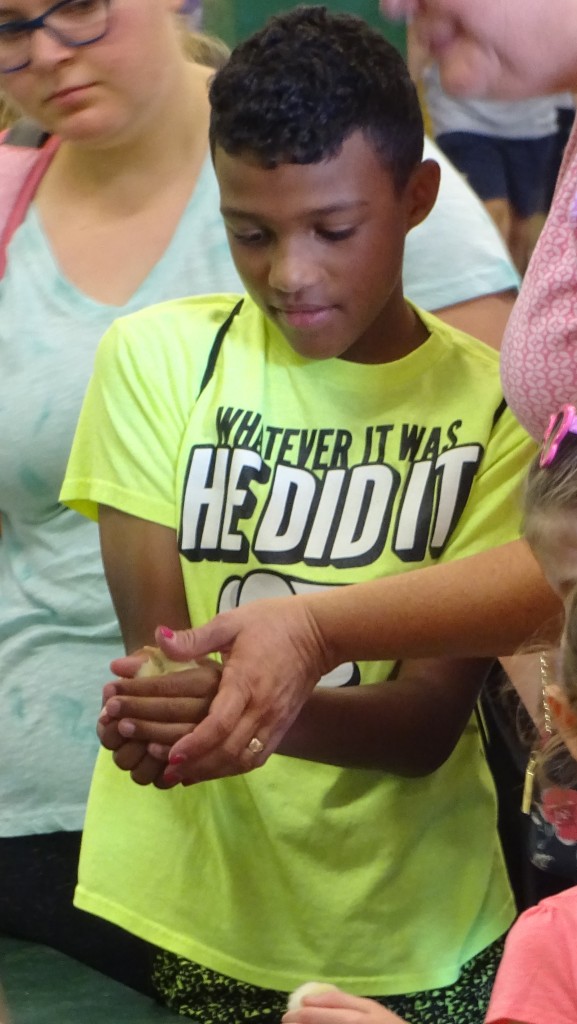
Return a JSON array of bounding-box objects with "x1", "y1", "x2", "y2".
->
[{"x1": 379, "y1": 0, "x2": 577, "y2": 100}]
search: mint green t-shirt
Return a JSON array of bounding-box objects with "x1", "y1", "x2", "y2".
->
[
  {"x1": 62, "y1": 295, "x2": 535, "y2": 994},
  {"x1": 0, "y1": 159, "x2": 240, "y2": 835}
]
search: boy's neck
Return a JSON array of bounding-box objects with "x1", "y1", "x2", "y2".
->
[{"x1": 339, "y1": 296, "x2": 430, "y2": 365}]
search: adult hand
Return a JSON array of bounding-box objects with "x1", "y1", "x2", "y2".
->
[
  {"x1": 282, "y1": 988, "x2": 406, "y2": 1024},
  {"x1": 379, "y1": 0, "x2": 577, "y2": 100},
  {"x1": 99, "y1": 656, "x2": 221, "y2": 787},
  {"x1": 152, "y1": 595, "x2": 332, "y2": 784}
]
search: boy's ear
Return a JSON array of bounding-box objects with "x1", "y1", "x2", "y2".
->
[{"x1": 404, "y1": 158, "x2": 441, "y2": 231}]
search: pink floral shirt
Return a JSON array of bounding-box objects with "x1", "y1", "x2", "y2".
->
[
  {"x1": 501, "y1": 122, "x2": 577, "y2": 440},
  {"x1": 486, "y1": 888, "x2": 577, "y2": 1024}
]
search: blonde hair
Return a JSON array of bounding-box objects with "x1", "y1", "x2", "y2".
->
[
  {"x1": 524, "y1": 436, "x2": 577, "y2": 784},
  {"x1": 0, "y1": 93, "x2": 20, "y2": 132},
  {"x1": 180, "y1": 27, "x2": 230, "y2": 70}
]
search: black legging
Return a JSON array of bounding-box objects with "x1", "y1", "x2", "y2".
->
[{"x1": 0, "y1": 831, "x2": 157, "y2": 995}]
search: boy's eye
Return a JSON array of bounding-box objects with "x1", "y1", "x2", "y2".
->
[
  {"x1": 318, "y1": 227, "x2": 356, "y2": 242},
  {"x1": 227, "y1": 227, "x2": 268, "y2": 246}
]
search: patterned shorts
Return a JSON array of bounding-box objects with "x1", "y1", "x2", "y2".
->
[{"x1": 152, "y1": 935, "x2": 506, "y2": 1024}]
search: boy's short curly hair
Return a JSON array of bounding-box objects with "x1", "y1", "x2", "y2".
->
[{"x1": 208, "y1": 5, "x2": 423, "y2": 191}]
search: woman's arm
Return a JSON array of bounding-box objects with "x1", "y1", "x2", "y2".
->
[
  {"x1": 307, "y1": 539, "x2": 558, "y2": 664},
  {"x1": 153, "y1": 538, "x2": 560, "y2": 783},
  {"x1": 434, "y1": 289, "x2": 518, "y2": 351}
]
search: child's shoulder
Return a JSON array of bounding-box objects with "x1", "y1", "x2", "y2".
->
[
  {"x1": 115, "y1": 293, "x2": 248, "y2": 337},
  {"x1": 98, "y1": 293, "x2": 253, "y2": 370},
  {"x1": 91, "y1": 295, "x2": 251, "y2": 392},
  {"x1": 508, "y1": 886, "x2": 577, "y2": 950}
]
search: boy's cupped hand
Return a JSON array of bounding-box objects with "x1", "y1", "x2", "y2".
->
[{"x1": 98, "y1": 655, "x2": 221, "y2": 787}]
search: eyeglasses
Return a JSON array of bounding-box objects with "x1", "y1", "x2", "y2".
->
[
  {"x1": 0, "y1": 0, "x2": 111, "y2": 74},
  {"x1": 540, "y1": 404, "x2": 577, "y2": 467}
]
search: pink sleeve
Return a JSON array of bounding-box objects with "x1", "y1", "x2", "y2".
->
[
  {"x1": 485, "y1": 902, "x2": 577, "y2": 1024},
  {"x1": 500, "y1": 120, "x2": 577, "y2": 442}
]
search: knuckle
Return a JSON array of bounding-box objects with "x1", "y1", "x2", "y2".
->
[
  {"x1": 113, "y1": 741, "x2": 145, "y2": 771},
  {"x1": 100, "y1": 727, "x2": 123, "y2": 751}
]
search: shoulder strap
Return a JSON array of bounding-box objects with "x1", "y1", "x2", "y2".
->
[
  {"x1": 197, "y1": 299, "x2": 245, "y2": 398},
  {"x1": 0, "y1": 122, "x2": 59, "y2": 279},
  {"x1": 4, "y1": 119, "x2": 50, "y2": 148}
]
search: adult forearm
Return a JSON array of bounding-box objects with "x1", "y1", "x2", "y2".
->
[
  {"x1": 304, "y1": 540, "x2": 560, "y2": 667},
  {"x1": 152, "y1": 539, "x2": 560, "y2": 785}
]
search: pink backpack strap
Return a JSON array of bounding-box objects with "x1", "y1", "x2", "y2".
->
[{"x1": 0, "y1": 130, "x2": 60, "y2": 278}]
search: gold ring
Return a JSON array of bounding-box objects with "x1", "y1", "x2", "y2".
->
[{"x1": 248, "y1": 737, "x2": 264, "y2": 754}]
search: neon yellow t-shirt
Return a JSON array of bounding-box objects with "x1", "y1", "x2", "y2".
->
[{"x1": 62, "y1": 295, "x2": 535, "y2": 995}]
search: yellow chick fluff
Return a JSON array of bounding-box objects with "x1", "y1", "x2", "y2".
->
[
  {"x1": 136, "y1": 645, "x2": 199, "y2": 677},
  {"x1": 287, "y1": 982, "x2": 339, "y2": 1011}
]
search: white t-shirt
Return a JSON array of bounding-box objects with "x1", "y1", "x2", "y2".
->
[{"x1": 424, "y1": 63, "x2": 559, "y2": 140}]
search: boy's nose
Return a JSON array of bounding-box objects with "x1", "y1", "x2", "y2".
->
[{"x1": 268, "y1": 245, "x2": 319, "y2": 294}]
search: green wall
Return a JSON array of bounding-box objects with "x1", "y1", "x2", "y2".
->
[{"x1": 203, "y1": 0, "x2": 406, "y2": 57}]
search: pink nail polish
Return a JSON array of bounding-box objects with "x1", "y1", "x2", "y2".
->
[
  {"x1": 163, "y1": 770, "x2": 181, "y2": 785},
  {"x1": 169, "y1": 752, "x2": 187, "y2": 766},
  {"x1": 159, "y1": 626, "x2": 174, "y2": 638}
]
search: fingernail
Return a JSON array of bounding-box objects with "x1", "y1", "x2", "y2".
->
[
  {"x1": 106, "y1": 698, "x2": 121, "y2": 717},
  {"x1": 163, "y1": 770, "x2": 181, "y2": 785},
  {"x1": 159, "y1": 626, "x2": 174, "y2": 638},
  {"x1": 118, "y1": 720, "x2": 136, "y2": 737},
  {"x1": 169, "y1": 752, "x2": 187, "y2": 766}
]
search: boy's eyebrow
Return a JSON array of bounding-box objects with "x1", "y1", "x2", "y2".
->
[{"x1": 221, "y1": 201, "x2": 370, "y2": 219}]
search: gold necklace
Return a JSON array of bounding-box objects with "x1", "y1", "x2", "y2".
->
[{"x1": 521, "y1": 652, "x2": 553, "y2": 814}]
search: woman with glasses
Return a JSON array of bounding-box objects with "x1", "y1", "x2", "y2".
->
[{"x1": 0, "y1": 0, "x2": 242, "y2": 992}]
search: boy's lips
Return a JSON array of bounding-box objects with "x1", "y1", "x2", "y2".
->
[{"x1": 273, "y1": 304, "x2": 336, "y2": 329}]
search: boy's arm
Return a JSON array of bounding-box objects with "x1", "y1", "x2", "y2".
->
[
  {"x1": 97, "y1": 505, "x2": 215, "y2": 786},
  {"x1": 98, "y1": 505, "x2": 190, "y2": 653},
  {"x1": 105, "y1": 647, "x2": 491, "y2": 778},
  {"x1": 274, "y1": 655, "x2": 490, "y2": 775}
]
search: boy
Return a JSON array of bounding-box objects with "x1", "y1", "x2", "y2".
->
[{"x1": 61, "y1": 8, "x2": 534, "y2": 1021}]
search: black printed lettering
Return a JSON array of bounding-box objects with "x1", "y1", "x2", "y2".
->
[{"x1": 399, "y1": 423, "x2": 426, "y2": 461}]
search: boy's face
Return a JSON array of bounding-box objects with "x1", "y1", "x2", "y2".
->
[{"x1": 216, "y1": 131, "x2": 438, "y2": 364}]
